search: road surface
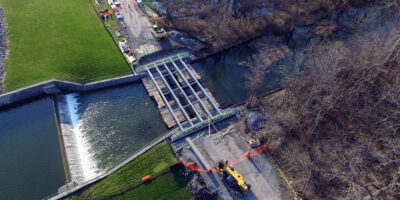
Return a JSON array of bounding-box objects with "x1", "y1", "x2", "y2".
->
[
  {"x1": 176, "y1": 129, "x2": 287, "y2": 200},
  {"x1": 118, "y1": 0, "x2": 161, "y2": 57}
]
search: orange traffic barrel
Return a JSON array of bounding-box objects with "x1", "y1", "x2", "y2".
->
[{"x1": 141, "y1": 175, "x2": 151, "y2": 182}]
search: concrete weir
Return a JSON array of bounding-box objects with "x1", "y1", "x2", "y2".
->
[{"x1": 53, "y1": 94, "x2": 97, "y2": 185}]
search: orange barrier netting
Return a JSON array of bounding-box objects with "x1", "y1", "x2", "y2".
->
[
  {"x1": 228, "y1": 144, "x2": 267, "y2": 166},
  {"x1": 181, "y1": 144, "x2": 268, "y2": 173},
  {"x1": 180, "y1": 161, "x2": 220, "y2": 173},
  {"x1": 100, "y1": 1, "x2": 137, "y2": 16}
]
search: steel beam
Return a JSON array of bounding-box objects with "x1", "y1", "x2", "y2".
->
[
  {"x1": 154, "y1": 65, "x2": 194, "y2": 126},
  {"x1": 179, "y1": 58, "x2": 221, "y2": 114},
  {"x1": 146, "y1": 67, "x2": 183, "y2": 130},
  {"x1": 168, "y1": 58, "x2": 213, "y2": 117},
  {"x1": 162, "y1": 61, "x2": 204, "y2": 121}
]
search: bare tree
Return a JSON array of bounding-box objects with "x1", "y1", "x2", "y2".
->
[{"x1": 260, "y1": 18, "x2": 400, "y2": 199}]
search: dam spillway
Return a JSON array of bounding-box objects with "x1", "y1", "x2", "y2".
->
[
  {"x1": 55, "y1": 94, "x2": 99, "y2": 184},
  {"x1": 54, "y1": 83, "x2": 167, "y2": 184}
]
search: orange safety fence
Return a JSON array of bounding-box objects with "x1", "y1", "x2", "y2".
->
[
  {"x1": 100, "y1": 1, "x2": 137, "y2": 16},
  {"x1": 180, "y1": 161, "x2": 220, "y2": 173},
  {"x1": 228, "y1": 144, "x2": 268, "y2": 166},
  {"x1": 180, "y1": 144, "x2": 268, "y2": 173}
]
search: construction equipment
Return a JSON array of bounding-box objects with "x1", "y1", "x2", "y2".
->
[
  {"x1": 217, "y1": 161, "x2": 249, "y2": 195},
  {"x1": 151, "y1": 14, "x2": 167, "y2": 39}
]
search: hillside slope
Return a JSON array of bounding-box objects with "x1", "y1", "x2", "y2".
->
[
  {"x1": 160, "y1": 0, "x2": 381, "y2": 53},
  {"x1": 258, "y1": 16, "x2": 400, "y2": 200}
]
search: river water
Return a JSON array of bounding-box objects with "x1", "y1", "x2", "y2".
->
[
  {"x1": 60, "y1": 83, "x2": 167, "y2": 181},
  {"x1": 0, "y1": 98, "x2": 65, "y2": 200},
  {"x1": 192, "y1": 45, "x2": 285, "y2": 107}
]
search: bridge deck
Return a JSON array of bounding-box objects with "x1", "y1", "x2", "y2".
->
[{"x1": 142, "y1": 57, "x2": 220, "y2": 131}]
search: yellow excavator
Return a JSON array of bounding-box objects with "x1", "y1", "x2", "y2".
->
[
  {"x1": 217, "y1": 161, "x2": 250, "y2": 195},
  {"x1": 151, "y1": 14, "x2": 167, "y2": 39}
]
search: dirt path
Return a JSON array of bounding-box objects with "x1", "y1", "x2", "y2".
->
[{"x1": 117, "y1": 1, "x2": 161, "y2": 57}]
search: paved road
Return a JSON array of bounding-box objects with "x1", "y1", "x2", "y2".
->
[
  {"x1": 177, "y1": 129, "x2": 285, "y2": 200},
  {"x1": 118, "y1": 1, "x2": 161, "y2": 57}
]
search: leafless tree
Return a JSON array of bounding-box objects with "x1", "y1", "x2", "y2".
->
[{"x1": 260, "y1": 17, "x2": 400, "y2": 200}]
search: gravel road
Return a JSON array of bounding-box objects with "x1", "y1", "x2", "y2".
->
[
  {"x1": 176, "y1": 129, "x2": 288, "y2": 200},
  {"x1": 117, "y1": 1, "x2": 161, "y2": 57}
]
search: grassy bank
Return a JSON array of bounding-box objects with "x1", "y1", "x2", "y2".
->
[
  {"x1": 0, "y1": 0, "x2": 129, "y2": 91},
  {"x1": 65, "y1": 141, "x2": 192, "y2": 200}
]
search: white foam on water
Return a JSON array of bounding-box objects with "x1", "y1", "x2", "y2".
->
[{"x1": 65, "y1": 93, "x2": 99, "y2": 182}]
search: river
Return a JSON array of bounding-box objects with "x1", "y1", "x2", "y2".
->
[
  {"x1": 0, "y1": 98, "x2": 65, "y2": 200},
  {"x1": 192, "y1": 45, "x2": 285, "y2": 107},
  {"x1": 59, "y1": 83, "x2": 168, "y2": 181}
]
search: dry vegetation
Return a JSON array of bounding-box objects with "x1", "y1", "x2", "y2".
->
[
  {"x1": 160, "y1": 0, "x2": 375, "y2": 53},
  {"x1": 257, "y1": 23, "x2": 400, "y2": 199}
]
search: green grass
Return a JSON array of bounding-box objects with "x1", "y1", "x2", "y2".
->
[
  {"x1": 111, "y1": 168, "x2": 192, "y2": 200},
  {"x1": 0, "y1": 0, "x2": 130, "y2": 90},
  {"x1": 65, "y1": 141, "x2": 192, "y2": 200},
  {"x1": 90, "y1": 0, "x2": 126, "y2": 43}
]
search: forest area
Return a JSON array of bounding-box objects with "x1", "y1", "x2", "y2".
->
[
  {"x1": 246, "y1": 2, "x2": 400, "y2": 200},
  {"x1": 259, "y1": 28, "x2": 400, "y2": 199},
  {"x1": 160, "y1": 0, "x2": 381, "y2": 53}
]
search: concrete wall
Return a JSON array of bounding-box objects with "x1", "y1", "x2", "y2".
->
[
  {"x1": 48, "y1": 128, "x2": 178, "y2": 200},
  {"x1": 0, "y1": 74, "x2": 146, "y2": 109}
]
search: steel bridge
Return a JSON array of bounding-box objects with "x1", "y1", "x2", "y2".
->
[{"x1": 145, "y1": 57, "x2": 221, "y2": 131}]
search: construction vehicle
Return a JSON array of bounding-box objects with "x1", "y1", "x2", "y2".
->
[
  {"x1": 217, "y1": 161, "x2": 249, "y2": 195},
  {"x1": 151, "y1": 14, "x2": 167, "y2": 39}
]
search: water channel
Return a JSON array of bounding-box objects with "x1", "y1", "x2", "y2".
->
[
  {"x1": 192, "y1": 45, "x2": 285, "y2": 107},
  {"x1": 0, "y1": 98, "x2": 65, "y2": 200}
]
